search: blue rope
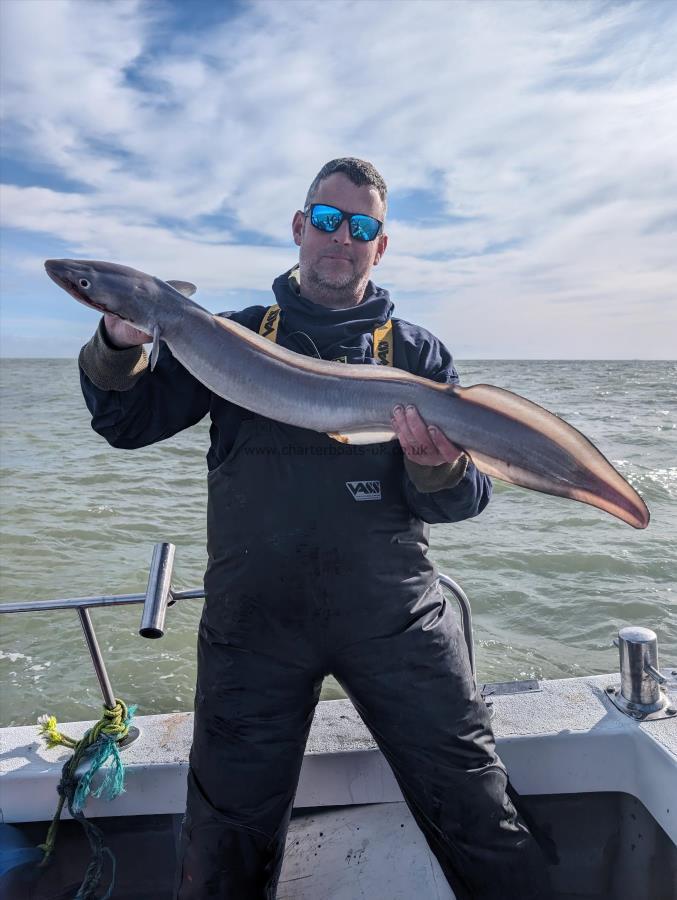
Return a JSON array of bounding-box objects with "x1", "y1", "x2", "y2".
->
[{"x1": 38, "y1": 701, "x2": 136, "y2": 899}]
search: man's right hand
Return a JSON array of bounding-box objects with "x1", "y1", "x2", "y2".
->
[{"x1": 103, "y1": 313, "x2": 152, "y2": 349}]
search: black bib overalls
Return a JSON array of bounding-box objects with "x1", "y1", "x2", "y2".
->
[{"x1": 175, "y1": 411, "x2": 548, "y2": 899}]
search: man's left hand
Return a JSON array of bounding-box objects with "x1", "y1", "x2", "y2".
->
[{"x1": 391, "y1": 405, "x2": 464, "y2": 467}]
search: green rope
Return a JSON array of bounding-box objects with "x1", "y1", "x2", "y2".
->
[{"x1": 37, "y1": 699, "x2": 136, "y2": 900}]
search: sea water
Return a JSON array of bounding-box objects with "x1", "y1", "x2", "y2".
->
[{"x1": 0, "y1": 358, "x2": 674, "y2": 726}]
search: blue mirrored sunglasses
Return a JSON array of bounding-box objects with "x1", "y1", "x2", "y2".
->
[{"x1": 305, "y1": 204, "x2": 383, "y2": 242}]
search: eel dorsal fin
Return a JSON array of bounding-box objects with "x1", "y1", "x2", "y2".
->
[{"x1": 166, "y1": 280, "x2": 197, "y2": 298}]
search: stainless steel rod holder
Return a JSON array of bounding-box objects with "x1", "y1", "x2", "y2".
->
[
  {"x1": 77, "y1": 607, "x2": 117, "y2": 710},
  {"x1": 438, "y1": 574, "x2": 475, "y2": 678},
  {"x1": 139, "y1": 543, "x2": 176, "y2": 639}
]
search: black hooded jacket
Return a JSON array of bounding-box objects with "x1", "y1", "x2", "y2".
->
[{"x1": 79, "y1": 269, "x2": 491, "y2": 524}]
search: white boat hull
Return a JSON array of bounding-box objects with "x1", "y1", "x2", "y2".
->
[{"x1": 2, "y1": 671, "x2": 676, "y2": 899}]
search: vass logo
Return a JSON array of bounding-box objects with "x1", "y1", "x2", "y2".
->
[
  {"x1": 346, "y1": 480, "x2": 382, "y2": 501},
  {"x1": 261, "y1": 307, "x2": 280, "y2": 338},
  {"x1": 376, "y1": 339, "x2": 390, "y2": 365}
]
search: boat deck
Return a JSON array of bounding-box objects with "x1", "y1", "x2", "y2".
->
[
  {"x1": 2, "y1": 670, "x2": 676, "y2": 899},
  {"x1": 3, "y1": 671, "x2": 676, "y2": 826}
]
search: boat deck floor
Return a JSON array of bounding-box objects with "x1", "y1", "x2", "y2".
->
[{"x1": 3, "y1": 792, "x2": 675, "y2": 900}]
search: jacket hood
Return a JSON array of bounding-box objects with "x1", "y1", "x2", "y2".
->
[{"x1": 271, "y1": 265, "x2": 394, "y2": 362}]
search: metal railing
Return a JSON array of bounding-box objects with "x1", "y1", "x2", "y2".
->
[
  {"x1": 0, "y1": 544, "x2": 202, "y2": 719},
  {"x1": 438, "y1": 573, "x2": 475, "y2": 677},
  {"x1": 0, "y1": 543, "x2": 476, "y2": 723}
]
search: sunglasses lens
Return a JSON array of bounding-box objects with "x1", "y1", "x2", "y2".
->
[
  {"x1": 350, "y1": 215, "x2": 380, "y2": 242},
  {"x1": 311, "y1": 205, "x2": 343, "y2": 233},
  {"x1": 308, "y1": 205, "x2": 381, "y2": 241}
]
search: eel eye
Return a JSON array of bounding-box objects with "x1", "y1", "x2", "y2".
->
[{"x1": 79, "y1": 278, "x2": 91, "y2": 289}]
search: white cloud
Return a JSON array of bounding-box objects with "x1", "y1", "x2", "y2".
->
[
  {"x1": 0, "y1": 185, "x2": 292, "y2": 291},
  {"x1": 1, "y1": 0, "x2": 676, "y2": 356}
]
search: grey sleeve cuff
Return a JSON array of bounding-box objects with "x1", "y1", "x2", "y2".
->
[
  {"x1": 404, "y1": 453, "x2": 470, "y2": 493},
  {"x1": 78, "y1": 318, "x2": 149, "y2": 392}
]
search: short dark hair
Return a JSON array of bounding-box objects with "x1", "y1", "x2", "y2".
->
[{"x1": 304, "y1": 158, "x2": 388, "y2": 217}]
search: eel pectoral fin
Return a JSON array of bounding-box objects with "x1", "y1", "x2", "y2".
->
[
  {"x1": 455, "y1": 384, "x2": 650, "y2": 530},
  {"x1": 150, "y1": 325, "x2": 161, "y2": 371}
]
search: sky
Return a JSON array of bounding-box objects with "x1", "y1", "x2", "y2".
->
[{"x1": 0, "y1": 0, "x2": 676, "y2": 359}]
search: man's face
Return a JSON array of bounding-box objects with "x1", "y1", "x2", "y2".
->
[{"x1": 292, "y1": 173, "x2": 388, "y2": 305}]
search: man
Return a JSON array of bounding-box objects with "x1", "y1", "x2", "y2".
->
[{"x1": 79, "y1": 158, "x2": 549, "y2": 899}]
